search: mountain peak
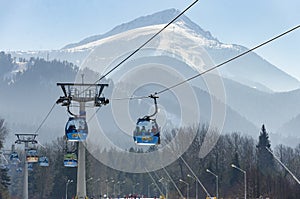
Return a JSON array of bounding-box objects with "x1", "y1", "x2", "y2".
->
[{"x1": 63, "y1": 8, "x2": 215, "y2": 49}]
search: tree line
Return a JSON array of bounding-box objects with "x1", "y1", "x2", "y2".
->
[{"x1": 1, "y1": 122, "x2": 298, "y2": 199}]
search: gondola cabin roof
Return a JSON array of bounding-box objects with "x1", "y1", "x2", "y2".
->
[
  {"x1": 10, "y1": 152, "x2": 20, "y2": 164},
  {"x1": 39, "y1": 156, "x2": 49, "y2": 167}
]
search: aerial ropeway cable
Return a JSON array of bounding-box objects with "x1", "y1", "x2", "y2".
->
[
  {"x1": 153, "y1": 24, "x2": 300, "y2": 96},
  {"x1": 28, "y1": 0, "x2": 300, "y2": 148},
  {"x1": 111, "y1": 24, "x2": 300, "y2": 101},
  {"x1": 116, "y1": 24, "x2": 300, "y2": 145},
  {"x1": 77, "y1": 0, "x2": 200, "y2": 96}
]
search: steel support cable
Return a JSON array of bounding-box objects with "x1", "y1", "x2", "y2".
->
[
  {"x1": 266, "y1": 147, "x2": 300, "y2": 185},
  {"x1": 77, "y1": 0, "x2": 199, "y2": 96},
  {"x1": 87, "y1": 107, "x2": 101, "y2": 123},
  {"x1": 110, "y1": 24, "x2": 300, "y2": 101},
  {"x1": 42, "y1": 12, "x2": 299, "y2": 134},
  {"x1": 154, "y1": 24, "x2": 300, "y2": 95},
  {"x1": 110, "y1": 96, "x2": 149, "y2": 101},
  {"x1": 33, "y1": 102, "x2": 57, "y2": 135},
  {"x1": 98, "y1": 0, "x2": 199, "y2": 81},
  {"x1": 162, "y1": 166, "x2": 184, "y2": 198},
  {"x1": 145, "y1": 168, "x2": 165, "y2": 197},
  {"x1": 42, "y1": 1, "x2": 200, "y2": 131},
  {"x1": 87, "y1": 95, "x2": 148, "y2": 122}
]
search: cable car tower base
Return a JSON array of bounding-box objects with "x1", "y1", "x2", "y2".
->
[
  {"x1": 14, "y1": 133, "x2": 38, "y2": 199},
  {"x1": 57, "y1": 81, "x2": 109, "y2": 199}
]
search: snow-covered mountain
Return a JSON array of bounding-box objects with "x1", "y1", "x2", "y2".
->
[
  {"x1": 63, "y1": 9, "x2": 215, "y2": 49},
  {"x1": 9, "y1": 9, "x2": 300, "y2": 92},
  {"x1": 3, "y1": 9, "x2": 300, "y2": 146}
]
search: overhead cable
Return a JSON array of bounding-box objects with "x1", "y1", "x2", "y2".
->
[
  {"x1": 33, "y1": 102, "x2": 56, "y2": 135},
  {"x1": 154, "y1": 24, "x2": 300, "y2": 95}
]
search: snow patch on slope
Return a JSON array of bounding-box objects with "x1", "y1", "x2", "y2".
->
[{"x1": 3, "y1": 60, "x2": 28, "y2": 84}]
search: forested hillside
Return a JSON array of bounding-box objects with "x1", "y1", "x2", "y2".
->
[{"x1": 5, "y1": 124, "x2": 300, "y2": 199}]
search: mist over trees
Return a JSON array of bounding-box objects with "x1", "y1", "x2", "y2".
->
[{"x1": 3, "y1": 124, "x2": 300, "y2": 199}]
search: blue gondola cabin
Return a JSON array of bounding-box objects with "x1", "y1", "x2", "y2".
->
[
  {"x1": 133, "y1": 118, "x2": 160, "y2": 145},
  {"x1": 39, "y1": 156, "x2": 49, "y2": 167},
  {"x1": 65, "y1": 117, "x2": 88, "y2": 141},
  {"x1": 9, "y1": 152, "x2": 20, "y2": 165},
  {"x1": 26, "y1": 149, "x2": 39, "y2": 163},
  {"x1": 64, "y1": 153, "x2": 78, "y2": 168}
]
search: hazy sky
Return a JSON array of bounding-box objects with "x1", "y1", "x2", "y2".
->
[{"x1": 0, "y1": 0, "x2": 299, "y2": 79}]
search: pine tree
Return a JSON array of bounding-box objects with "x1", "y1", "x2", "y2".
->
[
  {"x1": 256, "y1": 124, "x2": 273, "y2": 172},
  {"x1": 256, "y1": 124, "x2": 274, "y2": 197}
]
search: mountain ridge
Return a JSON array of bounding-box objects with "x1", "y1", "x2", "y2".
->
[
  {"x1": 8, "y1": 9, "x2": 300, "y2": 92},
  {"x1": 62, "y1": 8, "x2": 216, "y2": 49}
]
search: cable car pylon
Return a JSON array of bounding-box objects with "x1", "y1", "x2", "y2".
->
[
  {"x1": 56, "y1": 77, "x2": 109, "y2": 199},
  {"x1": 14, "y1": 133, "x2": 38, "y2": 199}
]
